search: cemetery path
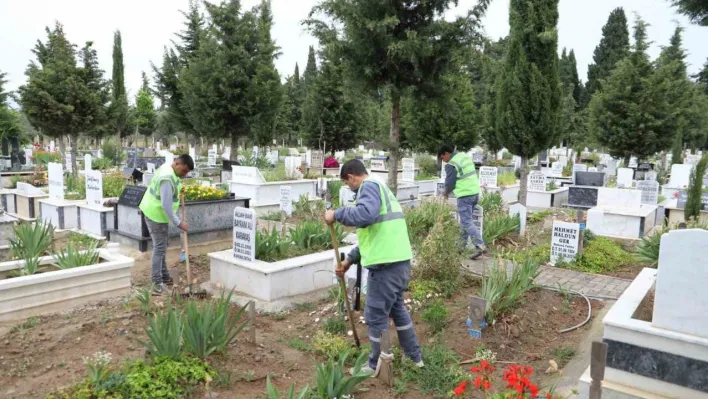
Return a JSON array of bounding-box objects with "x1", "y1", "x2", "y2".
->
[{"x1": 463, "y1": 259, "x2": 632, "y2": 300}]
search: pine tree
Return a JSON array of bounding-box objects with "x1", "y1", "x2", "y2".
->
[
  {"x1": 180, "y1": 0, "x2": 281, "y2": 160},
  {"x1": 671, "y1": 0, "x2": 708, "y2": 26},
  {"x1": 77, "y1": 41, "x2": 111, "y2": 144},
  {"x1": 293, "y1": 63, "x2": 300, "y2": 85},
  {"x1": 585, "y1": 8, "x2": 630, "y2": 106},
  {"x1": 589, "y1": 18, "x2": 670, "y2": 165},
  {"x1": 141, "y1": 71, "x2": 150, "y2": 93},
  {"x1": 496, "y1": 0, "x2": 561, "y2": 205},
  {"x1": 0, "y1": 70, "x2": 8, "y2": 106},
  {"x1": 299, "y1": 46, "x2": 318, "y2": 142},
  {"x1": 307, "y1": 0, "x2": 492, "y2": 193},
  {"x1": 175, "y1": 0, "x2": 204, "y2": 63},
  {"x1": 111, "y1": 30, "x2": 128, "y2": 141},
  {"x1": 0, "y1": 70, "x2": 23, "y2": 139},
  {"x1": 250, "y1": 0, "x2": 283, "y2": 147},
  {"x1": 403, "y1": 70, "x2": 479, "y2": 154},
  {"x1": 694, "y1": 59, "x2": 708, "y2": 94}
]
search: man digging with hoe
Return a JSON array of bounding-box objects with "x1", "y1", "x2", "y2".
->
[
  {"x1": 139, "y1": 154, "x2": 194, "y2": 295},
  {"x1": 324, "y1": 159, "x2": 424, "y2": 376}
]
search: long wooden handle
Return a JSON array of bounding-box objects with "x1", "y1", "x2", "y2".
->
[
  {"x1": 181, "y1": 192, "x2": 191, "y2": 285},
  {"x1": 329, "y1": 223, "x2": 361, "y2": 347}
]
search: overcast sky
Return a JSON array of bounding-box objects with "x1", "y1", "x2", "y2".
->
[{"x1": 1, "y1": 0, "x2": 706, "y2": 102}]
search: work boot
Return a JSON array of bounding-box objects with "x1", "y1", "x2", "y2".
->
[
  {"x1": 469, "y1": 244, "x2": 487, "y2": 260},
  {"x1": 163, "y1": 276, "x2": 174, "y2": 286},
  {"x1": 350, "y1": 364, "x2": 377, "y2": 377},
  {"x1": 152, "y1": 283, "x2": 168, "y2": 296}
]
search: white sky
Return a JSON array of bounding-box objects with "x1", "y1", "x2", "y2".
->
[{"x1": 1, "y1": 0, "x2": 706, "y2": 102}]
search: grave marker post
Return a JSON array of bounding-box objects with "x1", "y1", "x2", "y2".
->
[
  {"x1": 232, "y1": 208, "x2": 257, "y2": 263},
  {"x1": 467, "y1": 296, "x2": 486, "y2": 339},
  {"x1": 590, "y1": 341, "x2": 608, "y2": 399}
]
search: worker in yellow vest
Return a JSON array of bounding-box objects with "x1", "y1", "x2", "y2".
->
[
  {"x1": 139, "y1": 154, "x2": 194, "y2": 294},
  {"x1": 325, "y1": 159, "x2": 423, "y2": 376},
  {"x1": 438, "y1": 145, "x2": 486, "y2": 259}
]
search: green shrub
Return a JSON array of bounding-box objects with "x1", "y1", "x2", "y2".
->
[
  {"x1": 413, "y1": 204, "x2": 462, "y2": 293},
  {"x1": 582, "y1": 229, "x2": 596, "y2": 247},
  {"x1": 482, "y1": 257, "x2": 540, "y2": 322},
  {"x1": 479, "y1": 191, "x2": 504, "y2": 215},
  {"x1": 10, "y1": 222, "x2": 54, "y2": 276},
  {"x1": 103, "y1": 173, "x2": 127, "y2": 198},
  {"x1": 182, "y1": 293, "x2": 249, "y2": 359},
  {"x1": 266, "y1": 375, "x2": 310, "y2": 399},
  {"x1": 313, "y1": 331, "x2": 350, "y2": 360},
  {"x1": 405, "y1": 201, "x2": 456, "y2": 249},
  {"x1": 421, "y1": 300, "x2": 449, "y2": 333},
  {"x1": 255, "y1": 227, "x2": 291, "y2": 262},
  {"x1": 571, "y1": 237, "x2": 632, "y2": 273},
  {"x1": 685, "y1": 155, "x2": 708, "y2": 221},
  {"x1": 101, "y1": 139, "x2": 124, "y2": 166},
  {"x1": 314, "y1": 351, "x2": 372, "y2": 399},
  {"x1": 416, "y1": 155, "x2": 438, "y2": 179},
  {"x1": 138, "y1": 304, "x2": 184, "y2": 360},
  {"x1": 120, "y1": 356, "x2": 212, "y2": 399},
  {"x1": 322, "y1": 316, "x2": 348, "y2": 335},
  {"x1": 509, "y1": 242, "x2": 551, "y2": 264},
  {"x1": 483, "y1": 214, "x2": 520, "y2": 244},
  {"x1": 54, "y1": 242, "x2": 99, "y2": 270},
  {"x1": 502, "y1": 151, "x2": 513, "y2": 160},
  {"x1": 91, "y1": 157, "x2": 113, "y2": 171},
  {"x1": 497, "y1": 171, "x2": 516, "y2": 186}
]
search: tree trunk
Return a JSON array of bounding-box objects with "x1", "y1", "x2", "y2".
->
[
  {"x1": 230, "y1": 132, "x2": 240, "y2": 161},
  {"x1": 519, "y1": 156, "x2": 529, "y2": 206},
  {"x1": 70, "y1": 135, "x2": 78, "y2": 178},
  {"x1": 59, "y1": 135, "x2": 67, "y2": 156},
  {"x1": 623, "y1": 154, "x2": 630, "y2": 167},
  {"x1": 388, "y1": 90, "x2": 401, "y2": 195}
]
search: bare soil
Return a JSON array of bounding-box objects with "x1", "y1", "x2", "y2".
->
[
  {"x1": 0, "y1": 253, "x2": 603, "y2": 399},
  {"x1": 632, "y1": 289, "x2": 654, "y2": 322}
]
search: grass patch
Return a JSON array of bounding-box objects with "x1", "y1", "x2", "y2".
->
[
  {"x1": 322, "y1": 316, "x2": 348, "y2": 335},
  {"x1": 288, "y1": 337, "x2": 313, "y2": 352},
  {"x1": 294, "y1": 302, "x2": 316, "y2": 312},
  {"x1": 567, "y1": 236, "x2": 633, "y2": 273},
  {"x1": 551, "y1": 346, "x2": 577, "y2": 367},
  {"x1": 528, "y1": 209, "x2": 552, "y2": 224},
  {"x1": 312, "y1": 331, "x2": 350, "y2": 360},
  {"x1": 482, "y1": 257, "x2": 540, "y2": 323},
  {"x1": 397, "y1": 344, "x2": 466, "y2": 397},
  {"x1": 421, "y1": 300, "x2": 449, "y2": 334}
]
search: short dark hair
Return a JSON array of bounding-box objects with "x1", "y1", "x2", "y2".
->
[
  {"x1": 437, "y1": 144, "x2": 454, "y2": 157},
  {"x1": 176, "y1": 154, "x2": 195, "y2": 171},
  {"x1": 340, "y1": 159, "x2": 368, "y2": 179}
]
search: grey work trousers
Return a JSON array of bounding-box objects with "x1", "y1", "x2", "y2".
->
[
  {"x1": 365, "y1": 261, "x2": 422, "y2": 369},
  {"x1": 457, "y1": 194, "x2": 484, "y2": 248},
  {"x1": 145, "y1": 217, "x2": 171, "y2": 285}
]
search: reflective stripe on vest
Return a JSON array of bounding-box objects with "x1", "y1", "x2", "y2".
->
[
  {"x1": 139, "y1": 164, "x2": 182, "y2": 223},
  {"x1": 449, "y1": 153, "x2": 480, "y2": 198},
  {"x1": 355, "y1": 178, "x2": 412, "y2": 267}
]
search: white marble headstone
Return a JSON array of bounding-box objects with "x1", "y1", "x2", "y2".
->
[
  {"x1": 509, "y1": 203, "x2": 527, "y2": 235},
  {"x1": 208, "y1": 149, "x2": 217, "y2": 166},
  {"x1": 551, "y1": 162, "x2": 563, "y2": 176},
  {"x1": 85, "y1": 170, "x2": 103, "y2": 207},
  {"x1": 606, "y1": 159, "x2": 618, "y2": 176},
  {"x1": 231, "y1": 166, "x2": 265, "y2": 184},
  {"x1": 232, "y1": 207, "x2": 257, "y2": 262},
  {"x1": 558, "y1": 156, "x2": 568, "y2": 166},
  {"x1": 653, "y1": 229, "x2": 708, "y2": 337},
  {"x1": 402, "y1": 158, "x2": 415, "y2": 183},
  {"x1": 616, "y1": 168, "x2": 634, "y2": 188},
  {"x1": 340, "y1": 186, "x2": 356, "y2": 207},
  {"x1": 370, "y1": 159, "x2": 385, "y2": 170},
  {"x1": 279, "y1": 185, "x2": 292, "y2": 216},
  {"x1": 596, "y1": 187, "x2": 642, "y2": 209},
  {"x1": 479, "y1": 166, "x2": 497, "y2": 188},
  {"x1": 645, "y1": 171, "x2": 657, "y2": 181},
  {"x1": 311, "y1": 150, "x2": 324, "y2": 169},
  {"x1": 628, "y1": 157, "x2": 638, "y2": 168},
  {"x1": 528, "y1": 171, "x2": 547, "y2": 192},
  {"x1": 550, "y1": 221, "x2": 580, "y2": 266},
  {"x1": 635, "y1": 180, "x2": 659, "y2": 205},
  {"x1": 667, "y1": 164, "x2": 693, "y2": 188},
  {"x1": 48, "y1": 162, "x2": 65, "y2": 201}
]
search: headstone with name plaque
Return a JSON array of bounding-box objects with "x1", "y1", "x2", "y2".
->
[
  {"x1": 311, "y1": 150, "x2": 324, "y2": 169},
  {"x1": 85, "y1": 170, "x2": 103, "y2": 207},
  {"x1": 550, "y1": 221, "x2": 580, "y2": 265},
  {"x1": 208, "y1": 149, "x2": 217, "y2": 166},
  {"x1": 65, "y1": 152, "x2": 73, "y2": 172},
  {"x1": 528, "y1": 171, "x2": 547, "y2": 192},
  {"x1": 48, "y1": 162, "x2": 65, "y2": 201},
  {"x1": 279, "y1": 186, "x2": 292, "y2": 216},
  {"x1": 636, "y1": 180, "x2": 659, "y2": 205},
  {"x1": 371, "y1": 159, "x2": 385, "y2": 170},
  {"x1": 551, "y1": 162, "x2": 563, "y2": 176},
  {"x1": 232, "y1": 207, "x2": 257, "y2": 262},
  {"x1": 479, "y1": 166, "x2": 497, "y2": 188},
  {"x1": 402, "y1": 158, "x2": 415, "y2": 183},
  {"x1": 84, "y1": 154, "x2": 92, "y2": 172}
]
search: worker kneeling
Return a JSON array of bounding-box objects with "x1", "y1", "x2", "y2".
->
[{"x1": 324, "y1": 159, "x2": 423, "y2": 376}]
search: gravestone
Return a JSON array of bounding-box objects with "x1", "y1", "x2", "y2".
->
[
  {"x1": 85, "y1": 170, "x2": 103, "y2": 207},
  {"x1": 231, "y1": 166, "x2": 265, "y2": 184},
  {"x1": 572, "y1": 164, "x2": 587, "y2": 184},
  {"x1": 279, "y1": 186, "x2": 292, "y2": 217},
  {"x1": 512, "y1": 156, "x2": 521, "y2": 170},
  {"x1": 575, "y1": 171, "x2": 605, "y2": 187},
  {"x1": 528, "y1": 171, "x2": 547, "y2": 192},
  {"x1": 370, "y1": 159, "x2": 385, "y2": 170},
  {"x1": 232, "y1": 207, "x2": 257, "y2": 263},
  {"x1": 17, "y1": 182, "x2": 44, "y2": 196},
  {"x1": 340, "y1": 186, "x2": 356, "y2": 207},
  {"x1": 596, "y1": 187, "x2": 642, "y2": 209},
  {"x1": 559, "y1": 155, "x2": 568, "y2": 166},
  {"x1": 189, "y1": 147, "x2": 196, "y2": 161},
  {"x1": 635, "y1": 180, "x2": 659, "y2": 205},
  {"x1": 616, "y1": 168, "x2": 634, "y2": 188},
  {"x1": 402, "y1": 158, "x2": 415, "y2": 183},
  {"x1": 208, "y1": 149, "x2": 217, "y2": 166},
  {"x1": 628, "y1": 157, "x2": 638, "y2": 168},
  {"x1": 170, "y1": 144, "x2": 176, "y2": 151},
  {"x1": 117, "y1": 185, "x2": 147, "y2": 207},
  {"x1": 676, "y1": 190, "x2": 708, "y2": 211},
  {"x1": 65, "y1": 152, "x2": 73, "y2": 172},
  {"x1": 606, "y1": 159, "x2": 618, "y2": 176},
  {"x1": 49, "y1": 141, "x2": 55, "y2": 152},
  {"x1": 653, "y1": 229, "x2": 708, "y2": 337},
  {"x1": 268, "y1": 150, "x2": 279, "y2": 165},
  {"x1": 588, "y1": 167, "x2": 598, "y2": 172},
  {"x1": 147, "y1": 163, "x2": 155, "y2": 173},
  {"x1": 551, "y1": 162, "x2": 563, "y2": 176},
  {"x1": 143, "y1": 148, "x2": 154, "y2": 157},
  {"x1": 311, "y1": 150, "x2": 324, "y2": 169},
  {"x1": 645, "y1": 171, "x2": 657, "y2": 181},
  {"x1": 568, "y1": 186, "x2": 599, "y2": 208},
  {"x1": 472, "y1": 152, "x2": 484, "y2": 163},
  {"x1": 479, "y1": 166, "x2": 497, "y2": 188},
  {"x1": 284, "y1": 157, "x2": 300, "y2": 179},
  {"x1": 48, "y1": 162, "x2": 65, "y2": 201},
  {"x1": 509, "y1": 203, "x2": 527, "y2": 235},
  {"x1": 305, "y1": 149, "x2": 312, "y2": 167},
  {"x1": 550, "y1": 221, "x2": 580, "y2": 266},
  {"x1": 666, "y1": 164, "x2": 693, "y2": 188},
  {"x1": 84, "y1": 154, "x2": 92, "y2": 172}
]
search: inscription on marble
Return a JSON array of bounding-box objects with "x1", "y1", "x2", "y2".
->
[
  {"x1": 568, "y1": 186, "x2": 599, "y2": 208},
  {"x1": 575, "y1": 171, "x2": 605, "y2": 187}
]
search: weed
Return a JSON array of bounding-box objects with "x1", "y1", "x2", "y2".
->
[
  {"x1": 551, "y1": 346, "x2": 577, "y2": 367},
  {"x1": 288, "y1": 337, "x2": 313, "y2": 352},
  {"x1": 83, "y1": 350, "x2": 113, "y2": 386},
  {"x1": 263, "y1": 310, "x2": 289, "y2": 320},
  {"x1": 421, "y1": 300, "x2": 449, "y2": 334},
  {"x1": 392, "y1": 378, "x2": 408, "y2": 397},
  {"x1": 557, "y1": 283, "x2": 572, "y2": 314},
  {"x1": 405, "y1": 201, "x2": 456, "y2": 249},
  {"x1": 293, "y1": 194, "x2": 325, "y2": 220},
  {"x1": 135, "y1": 286, "x2": 153, "y2": 316},
  {"x1": 67, "y1": 232, "x2": 100, "y2": 251},
  {"x1": 482, "y1": 257, "x2": 540, "y2": 323},
  {"x1": 570, "y1": 236, "x2": 633, "y2": 273},
  {"x1": 413, "y1": 202, "x2": 463, "y2": 292},
  {"x1": 295, "y1": 302, "x2": 316, "y2": 312},
  {"x1": 313, "y1": 331, "x2": 350, "y2": 359},
  {"x1": 399, "y1": 345, "x2": 466, "y2": 396},
  {"x1": 57, "y1": 360, "x2": 66, "y2": 368},
  {"x1": 244, "y1": 370, "x2": 256, "y2": 382},
  {"x1": 528, "y1": 209, "x2": 552, "y2": 223},
  {"x1": 483, "y1": 214, "x2": 520, "y2": 244},
  {"x1": 479, "y1": 191, "x2": 504, "y2": 216},
  {"x1": 322, "y1": 316, "x2": 348, "y2": 335},
  {"x1": 10, "y1": 316, "x2": 40, "y2": 336},
  {"x1": 214, "y1": 370, "x2": 233, "y2": 387},
  {"x1": 497, "y1": 171, "x2": 517, "y2": 186}
]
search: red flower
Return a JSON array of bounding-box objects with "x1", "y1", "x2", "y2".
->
[
  {"x1": 474, "y1": 375, "x2": 483, "y2": 389},
  {"x1": 453, "y1": 381, "x2": 469, "y2": 396},
  {"x1": 529, "y1": 384, "x2": 539, "y2": 398},
  {"x1": 482, "y1": 380, "x2": 491, "y2": 390},
  {"x1": 514, "y1": 384, "x2": 523, "y2": 394},
  {"x1": 470, "y1": 366, "x2": 482, "y2": 373},
  {"x1": 480, "y1": 360, "x2": 489, "y2": 369},
  {"x1": 546, "y1": 394, "x2": 553, "y2": 399}
]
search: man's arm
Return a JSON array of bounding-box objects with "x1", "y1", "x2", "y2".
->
[
  {"x1": 333, "y1": 181, "x2": 381, "y2": 228},
  {"x1": 160, "y1": 180, "x2": 181, "y2": 227},
  {"x1": 444, "y1": 163, "x2": 457, "y2": 196}
]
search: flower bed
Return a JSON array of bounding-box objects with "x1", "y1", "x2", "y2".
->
[{"x1": 0, "y1": 244, "x2": 133, "y2": 322}]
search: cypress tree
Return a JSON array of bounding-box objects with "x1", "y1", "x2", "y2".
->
[
  {"x1": 585, "y1": 8, "x2": 630, "y2": 106},
  {"x1": 685, "y1": 155, "x2": 708, "y2": 221},
  {"x1": 589, "y1": 18, "x2": 669, "y2": 165},
  {"x1": 476, "y1": 37, "x2": 506, "y2": 154},
  {"x1": 307, "y1": 0, "x2": 492, "y2": 193},
  {"x1": 671, "y1": 0, "x2": 708, "y2": 26},
  {"x1": 303, "y1": 46, "x2": 317, "y2": 85},
  {"x1": 141, "y1": 71, "x2": 150, "y2": 94},
  {"x1": 0, "y1": 70, "x2": 23, "y2": 139},
  {"x1": 111, "y1": 30, "x2": 128, "y2": 142},
  {"x1": 496, "y1": 0, "x2": 561, "y2": 205},
  {"x1": 293, "y1": 63, "x2": 300, "y2": 85}
]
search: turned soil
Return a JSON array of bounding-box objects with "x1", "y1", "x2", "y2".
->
[{"x1": 0, "y1": 247, "x2": 603, "y2": 399}]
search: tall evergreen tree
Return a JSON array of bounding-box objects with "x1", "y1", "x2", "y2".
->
[
  {"x1": 671, "y1": 0, "x2": 708, "y2": 26},
  {"x1": 141, "y1": 71, "x2": 150, "y2": 93},
  {"x1": 307, "y1": 0, "x2": 491, "y2": 193},
  {"x1": 496, "y1": 0, "x2": 561, "y2": 205},
  {"x1": 293, "y1": 63, "x2": 300, "y2": 85},
  {"x1": 584, "y1": 8, "x2": 630, "y2": 106},
  {"x1": 303, "y1": 46, "x2": 317, "y2": 85},
  {"x1": 476, "y1": 37, "x2": 507, "y2": 154},
  {"x1": 299, "y1": 46, "x2": 318, "y2": 143},
  {"x1": 589, "y1": 18, "x2": 670, "y2": 165},
  {"x1": 77, "y1": 41, "x2": 111, "y2": 146},
  {"x1": 558, "y1": 49, "x2": 584, "y2": 106},
  {"x1": 694, "y1": 59, "x2": 708, "y2": 94},
  {"x1": 175, "y1": 0, "x2": 204, "y2": 63},
  {"x1": 180, "y1": 0, "x2": 281, "y2": 159},
  {"x1": 0, "y1": 70, "x2": 8, "y2": 106},
  {"x1": 111, "y1": 30, "x2": 128, "y2": 142},
  {"x1": 135, "y1": 89, "x2": 157, "y2": 147},
  {"x1": 250, "y1": 0, "x2": 283, "y2": 146},
  {"x1": 0, "y1": 70, "x2": 23, "y2": 139}
]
